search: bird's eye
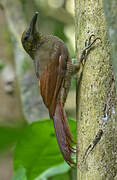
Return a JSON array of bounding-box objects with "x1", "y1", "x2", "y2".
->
[{"x1": 24, "y1": 35, "x2": 29, "y2": 41}]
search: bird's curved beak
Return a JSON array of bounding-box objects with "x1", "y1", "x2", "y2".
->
[{"x1": 29, "y1": 12, "x2": 38, "y2": 35}]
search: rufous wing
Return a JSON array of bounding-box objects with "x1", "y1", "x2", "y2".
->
[
  {"x1": 39, "y1": 55, "x2": 66, "y2": 116},
  {"x1": 39, "y1": 55, "x2": 75, "y2": 165}
]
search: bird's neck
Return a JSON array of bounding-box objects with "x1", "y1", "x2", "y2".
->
[
  {"x1": 39, "y1": 32, "x2": 46, "y2": 42},
  {"x1": 34, "y1": 32, "x2": 46, "y2": 50}
]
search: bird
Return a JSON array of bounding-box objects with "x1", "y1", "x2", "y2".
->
[{"x1": 21, "y1": 12, "x2": 100, "y2": 166}]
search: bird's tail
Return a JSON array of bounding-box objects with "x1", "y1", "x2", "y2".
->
[{"x1": 52, "y1": 100, "x2": 76, "y2": 165}]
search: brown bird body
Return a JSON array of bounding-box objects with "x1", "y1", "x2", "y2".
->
[
  {"x1": 21, "y1": 12, "x2": 75, "y2": 165},
  {"x1": 35, "y1": 35, "x2": 75, "y2": 165},
  {"x1": 21, "y1": 12, "x2": 100, "y2": 166}
]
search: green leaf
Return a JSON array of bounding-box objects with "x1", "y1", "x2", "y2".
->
[
  {"x1": 14, "y1": 119, "x2": 76, "y2": 180},
  {"x1": 0, "y1": 126, "x2": 23, "y2": 151},
  {"x1": 11, "y1": 167, "x2": 27, "y2": 180},
  {"x1": 35, "y1": 162, "x2": 70, "y2": 180}
]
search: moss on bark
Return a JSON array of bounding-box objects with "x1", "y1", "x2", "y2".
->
[{"x1": 74, "y1": 0, "x2": 117, "y2": 179}]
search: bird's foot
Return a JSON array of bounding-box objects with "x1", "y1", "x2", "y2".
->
[{"x1": 79, "y1": 34, "x2": 101, "y2": 65}]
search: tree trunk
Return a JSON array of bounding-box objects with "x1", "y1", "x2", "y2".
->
[
  {"x1": 103, "y1": 0, "x2": 117, "y2": 89},
  {"x1": 74, "y1": 0, "x2": 117, "y2": 179}
]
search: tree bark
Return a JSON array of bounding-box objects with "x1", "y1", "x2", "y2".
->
[
  {"x1": 103, "y1": 0, "x2": 117, "y2": 89},
  {"x1": 74, "y1": 0, "x2": 117, "y2": 179}
]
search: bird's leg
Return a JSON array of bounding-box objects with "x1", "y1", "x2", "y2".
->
[
  {"x1": 72, "y1": 34, "x2": 101, "y2": 75},
  {"x1": 62, "y1": 34, "x2": 101, "y2": 106}
]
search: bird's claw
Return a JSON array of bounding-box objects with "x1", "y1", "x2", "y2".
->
[
  {"x1": 79, "y1": 34, "x2": 101, "y2": 65},
  {"x1": 83, "y1": 34, "x2": 101, "y2": 53}
]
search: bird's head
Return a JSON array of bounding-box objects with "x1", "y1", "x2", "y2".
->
[{"x1": 21, "y1": 12, "x2": 40, "y2": 58}]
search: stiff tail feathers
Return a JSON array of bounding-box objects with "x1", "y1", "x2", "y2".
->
[{"x1": 52, "y1": 100, "x2": 76, "y2": 166}]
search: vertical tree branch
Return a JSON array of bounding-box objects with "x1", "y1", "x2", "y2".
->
[{"x1": 74, "y1": 0, "x2": 117, "y2": 179}]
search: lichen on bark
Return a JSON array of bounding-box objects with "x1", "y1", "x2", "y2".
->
[{"x1": 74, "y1": 0, "x2": 117, "y2": 179}]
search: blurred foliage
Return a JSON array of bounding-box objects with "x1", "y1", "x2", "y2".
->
[
  {"x1": 36, "y1": 162, "x2": 71, "y2": 180},
  {"x1": 13, "y1": 119, "x2": 76, "y2": 180},
  {"x1": 11, "y1": 167, "x2": 27, "y2": 180},
  {"x1": 0, "y1": 14, "x2": 14, "y2": 61},
  {"x1": 21, "y1": 58, "x2": 32, "y2": 74},
  {"x1": 0, "y1": 60, "x2": 5, "y2": 72},
  {"x1": 0, "y1": 0, "x2": 76, "y2": 179},
  {"x1": 0, "y1": 125, "x2": 24, "y2": 151}
]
